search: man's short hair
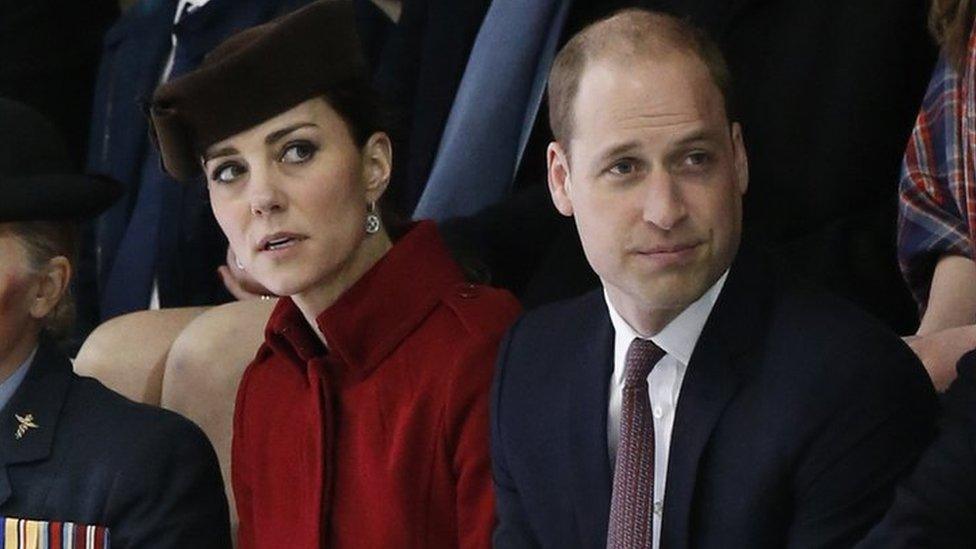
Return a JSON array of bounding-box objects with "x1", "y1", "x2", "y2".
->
[{"x1": 547, "y1": 9, "x2": 735, "y2": 143}]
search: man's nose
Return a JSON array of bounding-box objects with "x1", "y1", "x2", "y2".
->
[{"x1": 641, "y1": 170, "x2": 687, "y2": 231}]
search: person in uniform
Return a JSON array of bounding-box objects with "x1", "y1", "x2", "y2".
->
[
  {"x1": 0, "y1": 97, "x2": 231, "y2": 548},
  {"x1": 149, "y1": 1, "x2": 521, "y2": 547}
]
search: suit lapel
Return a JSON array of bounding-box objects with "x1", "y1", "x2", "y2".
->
[
  {"x1": 0, "y1": 337, "x2": 72, "y2": 506},
  {"x1": 661, "y1": 251, "x2": 770, "y2": 549},
  {"x1": 566, "y1": 290, "x2": 615, "y2": 546}
]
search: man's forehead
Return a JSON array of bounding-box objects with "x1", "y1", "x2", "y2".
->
[{"x1": 574, "y1": 54, "x2": 722, "y2": 128}]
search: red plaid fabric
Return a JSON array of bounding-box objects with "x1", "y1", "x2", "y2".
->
[{"x1": 899, "y1": 21, "x2": 976, "y2": 310}]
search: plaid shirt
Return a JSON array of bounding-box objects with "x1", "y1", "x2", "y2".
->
[{"x1": 899, "y1": 27, "x2": 976, "y2": 311}]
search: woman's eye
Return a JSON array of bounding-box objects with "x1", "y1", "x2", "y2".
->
[
  {"x1": 211, "y1": 162, "x2": 245, "y2": 183},
  {"x1": 280, "y1": 142, "x2": 316, "y2": 164}
]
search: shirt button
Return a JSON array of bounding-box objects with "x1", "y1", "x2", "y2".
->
[
  {"x1": 653, "y1": 406, "x2": 663, "y2": 418},
  {"x1": 653, "y1": 501, "x2": 664, "y2": 515}
]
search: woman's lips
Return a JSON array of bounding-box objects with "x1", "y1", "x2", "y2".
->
[{"x1": 256, "y1": 232, "x2": 307, "y2": 252}]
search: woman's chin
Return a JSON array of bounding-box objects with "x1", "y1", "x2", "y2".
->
[{"x1": 253, "y1": 273, "x2": 311, "y2": 299}]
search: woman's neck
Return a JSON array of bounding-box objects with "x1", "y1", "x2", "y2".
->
[{"x1": 292, "y1": 229, "x2": 393, "y2": 346}]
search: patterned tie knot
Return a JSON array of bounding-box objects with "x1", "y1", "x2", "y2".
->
[{"x1": 624, "y1": 338, "x2": 664, "y2": 388}]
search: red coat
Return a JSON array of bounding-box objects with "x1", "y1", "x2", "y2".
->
[{"x1": 232, "y1": 222, "x2": 521, "y2": 548}]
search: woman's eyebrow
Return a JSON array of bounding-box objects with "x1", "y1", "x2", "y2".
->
[
  {"x1": 202, "y1": 146, "x2": 237, "y2": 163},
  {"x1": 265, "y1": 122, "x2": 317, "y2": 145}
]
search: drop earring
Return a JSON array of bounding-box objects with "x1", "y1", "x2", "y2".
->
[{"x1": 365, "y1": 201, "x2": 381, "y2": 234}]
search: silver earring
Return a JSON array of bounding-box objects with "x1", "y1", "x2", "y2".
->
[
  {"x1": 235, "y1": 256, "x2": 245, "y2": 271},
  {"x1": 365, "y1": 201, "x2": 381, "y2": 235}
]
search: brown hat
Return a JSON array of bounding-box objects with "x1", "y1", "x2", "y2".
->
[{"x1": 150, "y1": 0, "x2": 368, "y2": 182}]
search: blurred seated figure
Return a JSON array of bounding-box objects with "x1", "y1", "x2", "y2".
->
[
  {"x1": 0, "y1": 98, "x2": 230, "y2": 548},
  {"x1": 898, "y1": 0, "x2": 976, "y2": 391}
]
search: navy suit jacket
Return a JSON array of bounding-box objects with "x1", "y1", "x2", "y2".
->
[
  {"x1": 491, "y1": 252, "x2": 938, "y2": 548},
  {"x1": 0, "y1": 337, "x2": 230, "y2": 547},
  {"x1": 858, "y1": 349, "x2": 976, "y2": 547}
]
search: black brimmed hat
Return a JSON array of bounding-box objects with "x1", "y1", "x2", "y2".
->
[
  {"x1": 150, "y1": 0, "x2": 368, "y2": 182},
  {"x1": 0, "y1": 98, "x2": 121, "y2": 222}
]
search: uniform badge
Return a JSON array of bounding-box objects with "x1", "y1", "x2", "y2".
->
[{"x1": 14, "y1": 413, "x2": 38, "y2": 439}]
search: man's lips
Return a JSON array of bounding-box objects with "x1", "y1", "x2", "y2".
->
[
  {"x1": 632, "y1": 241, "x2": 703, "y2": 255},
  {"x1": 256, "y1": 232, "x2": 307, "y2": 252}
]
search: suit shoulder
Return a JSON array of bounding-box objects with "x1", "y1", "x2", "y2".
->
[
  {"x1": 438, "y1": 282, "x2": 522, "y2": 339},
  {"x1": 66, "y1": 375, "x2": 214, "y2": 456},
  {"x1": 506, "y1": 289, "x2": 603, "y2": 340},
  {"x1": 767, "y1": 271, "x2": 904, "y2": 351},
  {"x1": 759, "y1": 271, "x2": 931, "y2": 399}
]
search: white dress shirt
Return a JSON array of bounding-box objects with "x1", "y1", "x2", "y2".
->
[{"x1": 604, "y1": 270, "x2": 728, "y2": 549}]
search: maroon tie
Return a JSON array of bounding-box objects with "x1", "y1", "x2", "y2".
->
[{"x1": 607, "y1": 338, "x2": 666, "y2": 549}]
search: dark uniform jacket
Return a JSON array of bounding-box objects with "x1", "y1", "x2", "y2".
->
[
  {"x1": 0, "y1": 337, "x2": 231, "y2": 548},
  {"x1": 492, "y1": 251, "x2": 938, "y2": 548}
]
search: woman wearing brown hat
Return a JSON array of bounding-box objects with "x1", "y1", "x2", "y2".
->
[
  {"x1": 0, "y1": 98, "x2": 231, "y2": 547},
  {"x1": 149, "y1": 1, "x2": 520, "y2": 547}
]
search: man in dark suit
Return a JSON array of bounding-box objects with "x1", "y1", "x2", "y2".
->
[
  {"x1": 490, "y1": 11, "x2": 937, "y2": 548},
  {"x1": 387, "y1": 0, "x2": 933, "y2": 334},
  {"x1": 0, "y1": 98, "x2": 230, "y2": 548}
]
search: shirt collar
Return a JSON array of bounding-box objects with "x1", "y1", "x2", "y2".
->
[
  {"x1": 604, "y1": 270, "x2": 729, "y2": 385},
  {"x1": 0, "y1": 346, "x2": 37, "y2": 414},
  {"x1": 173, "y1": 0, "x2": 211, "y2": 24},
  {"x1": 266, "y1": 221, "x2": 465, "y2": 379}
]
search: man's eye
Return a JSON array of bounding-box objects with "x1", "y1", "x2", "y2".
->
[
  {"x1": 211, "y1": 162, "x2": 245, "y2": 183},
  {"x1": 684, "y1": 151, "x2": 710, "y2": 167},
  {"x1": 608, "y1": 160, "x2": 638, "y2": 176},
  {"x1": 280, "y1": 142, "x2": 316, "y2": 164}
]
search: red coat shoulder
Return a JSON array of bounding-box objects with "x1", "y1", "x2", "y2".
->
[{"x1": 438, "y1": 282, "x2": 522, "y2": 340}]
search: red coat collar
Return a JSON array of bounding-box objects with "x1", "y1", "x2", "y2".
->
[{"x1": 265, "y1": 221, "x2": 465, "y2": 379}]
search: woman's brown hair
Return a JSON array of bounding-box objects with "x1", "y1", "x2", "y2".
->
[{"x1": 930, "y1": 0, "x2": 976, "y2": 69}]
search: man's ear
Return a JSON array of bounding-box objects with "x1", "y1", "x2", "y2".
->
[
  {"x1": 362, "y1": 131, "x2": 393, "y2": 204},
  {"x1": 29, "y1": 256, "x2": 71, "y2": 320},
  {"x1": 547, "y1": 141, "x2": 574, "y2": 217},
  {"x1": 731, "y1": 122, "x2": 749, "y2": 195}
]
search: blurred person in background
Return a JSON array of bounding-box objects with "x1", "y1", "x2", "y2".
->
[{"x1": 0, "y1": 98, "x2": 230, "y2": 548}]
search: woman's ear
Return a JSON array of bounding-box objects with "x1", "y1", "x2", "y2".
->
[
  {"x1": 362, "y1": 131, "x2": 393, "y2": 203},
  {"x1": 29, "y1": 256, "x2": 71, "y2": 320}
]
